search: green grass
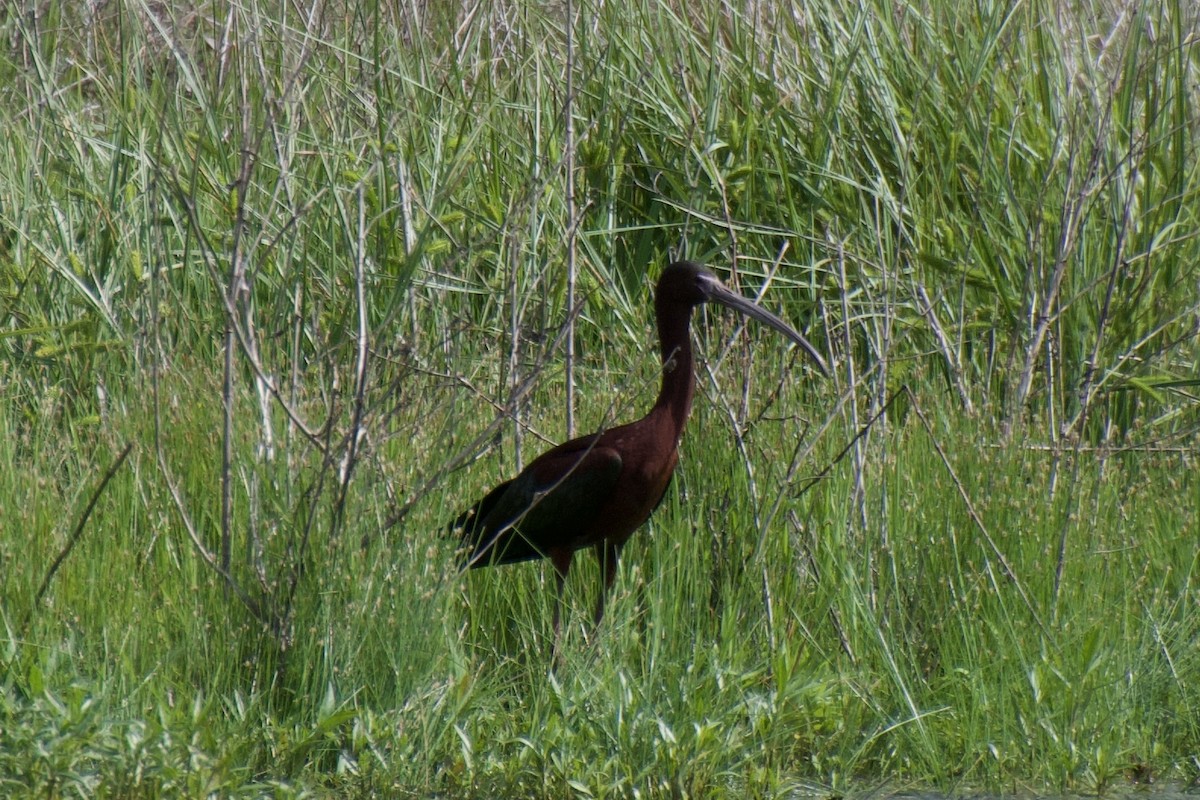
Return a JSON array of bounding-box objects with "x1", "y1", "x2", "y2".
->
[{"x1": 2, "y1": 0, "x2": 1200, "y2": 796}]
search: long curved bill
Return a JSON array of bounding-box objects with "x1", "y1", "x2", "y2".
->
[{"x1": 701, "y1": 274, "x2": 830, "y2": 377}]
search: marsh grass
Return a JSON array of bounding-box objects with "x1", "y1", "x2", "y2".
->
[{"x1": 2, "y1": 0, "x2": 1199, "y2": 796}]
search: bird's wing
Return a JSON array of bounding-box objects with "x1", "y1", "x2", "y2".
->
[{"x1": 457, "y1": 435, "x2": 623, "y2": 568}]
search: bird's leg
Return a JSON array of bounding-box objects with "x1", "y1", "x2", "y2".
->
[
  {"x1": 592, "y1": 540, "x2": 623, "y2": 628},
  {"x1": 548, "y1": 548, "x2": 574, "y2": 661}
]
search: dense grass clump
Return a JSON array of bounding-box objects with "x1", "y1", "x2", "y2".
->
[{"x1": 2, "y1": 0, "x2": 1199, "y2": 796}]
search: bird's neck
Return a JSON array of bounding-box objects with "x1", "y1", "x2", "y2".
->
[{"x1": 652, "y1": 301, "x2": 695, "y2": 440}]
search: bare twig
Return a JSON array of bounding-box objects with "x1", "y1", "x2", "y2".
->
[
  {"x1": 788, "y1": 374, "x2": 893, "y2": 503},
  {"x1": 165, "y1": 176, "x2": 328, "y2": 449},
  {"x1": 148, "y1": 126, "x2": 268, "y2": 628},
  {"x1": 564, "y1": 0, "x2": 578, "y2": 439},
  {"x1": 332, "y1": 186, "x2": 372, "y2": 544},
  {"x1": 150, "y1": 307, "x2": 268, "y2": 626},
  {"x1": 508, "y1": 242, "x2": 525, "y2": 469},
  {"x1": 382, "y1": 294, "x2": 592, "y2": 532},
  {"x1": 1062, "y1": 166, "x2": 1137, "y2": 442},
  {"x1": 26, "y1": 442, "x2": 134, "y2": 631},
  {"x1": 220, "y1": 196, "x2": 247, "y2": 583},
  {"x1": 1004, "y1": 78, "x2": 1112, "y2": 440},
  {"x1": 915, "y1": 282, "x2": 973, "y2": 414}
]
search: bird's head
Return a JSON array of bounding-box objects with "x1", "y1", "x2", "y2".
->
[
  {"x1": 655, "y1": 260, "x2": 723, "y2": 306},
  {"x1": 656, "y1": 260, "x2": 829, "y2": 377}
]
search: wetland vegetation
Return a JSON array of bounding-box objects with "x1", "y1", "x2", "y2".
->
[{"x1": 2, "y1": 0, "x2": 1199, "y2": 796}]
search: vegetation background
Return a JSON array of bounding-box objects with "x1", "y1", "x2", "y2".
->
[{"x1": 2, "y1": 0, "x2": 1198, "y2": 796}]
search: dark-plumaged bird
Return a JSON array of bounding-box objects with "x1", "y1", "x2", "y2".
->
[{"x1": 452, "y1": 260, "x2": 827, "y2": 646}]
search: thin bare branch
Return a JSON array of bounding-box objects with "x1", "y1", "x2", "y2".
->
[
  {"x1": 915, "y1": 283, "x2": 973, "y2": 414},
  {"x1": 334, "y1": 187, "x2": 372, "y2": 544},
  {"x1": 564, "y1": 0, "x2": 578, "y2": 439},
  {"x1": 26, "y1": 442, "x2": 134, "y2": 631}
]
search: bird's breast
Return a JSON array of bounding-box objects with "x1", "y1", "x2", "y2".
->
[{"x1": 579, "y1": 421, "x2": 680, "y2": 548}]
